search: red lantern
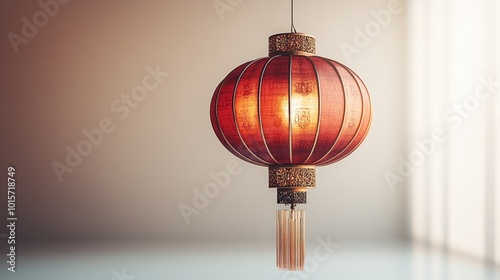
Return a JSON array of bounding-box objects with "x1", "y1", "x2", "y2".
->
[{"x1": 210, "y1": 33, "x2": 372, "y2": 270}]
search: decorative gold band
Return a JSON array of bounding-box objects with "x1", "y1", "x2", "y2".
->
[
  {"x1": 268, "y1": 166, "x2": 316, "y2": 189},
  {"x1": 277, "y1": 190, "x2": 307, "y2": 204},
  {"x1": 268, "y1": 33, "x2": 316, "y2": 56}
]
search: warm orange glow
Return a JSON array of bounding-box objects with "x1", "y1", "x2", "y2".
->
[{"x1": 210, "y1": 56, "x2": 371, "y2": 166}]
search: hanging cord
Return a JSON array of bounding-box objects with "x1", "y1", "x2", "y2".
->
[{"x1": 290, "y1": 0, "x2": 297, "y2": 33}]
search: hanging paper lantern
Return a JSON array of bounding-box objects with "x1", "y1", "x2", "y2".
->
[{"x1": 210, "y1": 33, "x2": 372, "y2": 270}]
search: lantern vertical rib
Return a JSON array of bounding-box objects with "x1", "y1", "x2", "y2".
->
[
  {"x1": 322, "y1": 68, "x2": 372, "y2": 165},
  {"x1": 322, "y1": 67, "x2": 366, "y2": 165},
  {"x1": 259, "y1": 56, "x2": 281, "y2": 165},
  {"x1": 314, "y1": 59, "x2": 348, "y2": 164},
  {"x1": 232, "y1": 59, "x2": 270, "y2": 165},
  {"x1": 303, "y1": 56, "x2": 322, "y2": 164},
  {"x1": 213, "y1": 76, "x2": 262, "y2": 166},
  {"x1": 288, "y1": 56, "x2": 293, "y2": 165}
]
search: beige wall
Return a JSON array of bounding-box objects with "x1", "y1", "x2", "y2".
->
[{"x1": 0, "y1": 0, "x2": 407, "y2": 243}]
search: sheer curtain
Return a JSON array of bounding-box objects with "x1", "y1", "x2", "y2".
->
[{"x1": 408, "y1": 0, "x2": 500, "y2": 264}]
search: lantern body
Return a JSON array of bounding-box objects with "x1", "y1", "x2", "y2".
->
[{"x1": 210, "y1": 55, "x2": 371, "y2": 167}]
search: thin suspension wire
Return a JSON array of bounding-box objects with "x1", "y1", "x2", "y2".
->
[{"x1": 291, "y1": 0, "x2": 297, "y2": 33}]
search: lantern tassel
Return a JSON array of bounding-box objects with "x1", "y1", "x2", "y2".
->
[{"x1": 276, "y1": 208, "x2": 305, "y2": 270}]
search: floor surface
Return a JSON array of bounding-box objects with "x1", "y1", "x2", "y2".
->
[{"x1": 0, "y1": 240, "x2": 499, "y2": 280}]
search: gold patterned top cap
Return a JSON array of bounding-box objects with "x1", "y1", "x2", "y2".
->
[{"x1": 269, "y1": 33, "x2": 316, "y2": 56}]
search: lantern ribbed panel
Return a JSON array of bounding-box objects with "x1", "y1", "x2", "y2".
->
[{"x1": 210, "y1": 55, "x2": 371, "y2": 167}]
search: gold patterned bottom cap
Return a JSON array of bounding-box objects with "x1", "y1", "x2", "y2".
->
[{"x1": 268, "y1": 166, "x2": 316, "y2": 189}]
